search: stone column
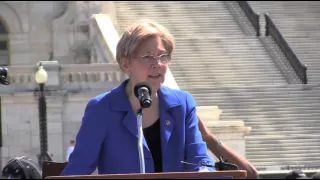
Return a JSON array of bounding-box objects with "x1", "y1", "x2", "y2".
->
[
  {"x1": 205, "y1": 121, "x2": 251, "y2": 158},
  {"x1": 197, "y1": 106, "x2": 251, "y2": 159}
]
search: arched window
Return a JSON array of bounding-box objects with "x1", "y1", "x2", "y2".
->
[{"x1": 0, "y1": 17, "x2": 9, "y2": 66}]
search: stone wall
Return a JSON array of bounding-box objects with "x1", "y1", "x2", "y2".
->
[
  {"x1": 1, "y1": 1, "x2": 63, "y2": 65},
  {"x1": 0, "y1": 1, "x2": 99, "y2": 65},
  {"x1": 0, "y1": 90, "x2": 105, "y2": 169}
]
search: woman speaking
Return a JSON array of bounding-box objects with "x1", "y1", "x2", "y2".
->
[{"x1": 61, "y1": 19, "x2": 215, "y2": 175}]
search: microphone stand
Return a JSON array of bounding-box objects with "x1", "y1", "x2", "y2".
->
[{"x1": 136, "y1": 108, "x2": 145, "y2": 174}]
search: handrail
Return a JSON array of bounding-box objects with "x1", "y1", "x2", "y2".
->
[
  {"x1": 238, "y1": 1, "x2": 260, "y2": 36},
  {"x1": 265, "y1": 13, "x2": 308, "y2": 84}
]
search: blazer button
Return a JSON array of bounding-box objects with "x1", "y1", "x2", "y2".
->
[{"x1": 166, "y1": 120, "x2": 171, "y2": 125}]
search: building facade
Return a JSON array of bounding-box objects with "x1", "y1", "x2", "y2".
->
[{"x1": 0, "y1": 1, "x2": 122, "y2": 169}]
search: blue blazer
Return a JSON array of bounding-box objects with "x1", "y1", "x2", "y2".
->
[{"x1": 61, "y1": 79, "x2": 215, "y2": 175}]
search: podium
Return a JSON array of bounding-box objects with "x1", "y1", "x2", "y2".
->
[{"x1": 45, "y1": 171, "x2": 247, "y2": 179}]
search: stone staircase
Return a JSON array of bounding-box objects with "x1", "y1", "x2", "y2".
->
[
  {"x1": 115, "y1": 1, "x2": 245, "y2": 37},
  {"x1": 113, "y1": 1, "x2": 320, "y2": 168},
  {"x1": 248, "y1": 1, "x2": 320, "y2": 37},
  {"x1": 248, "y1": 1, "x2": 320, "y2": 84},
  {"x1": 188, "y1": 84, "x2": 320, "y2": 167},
  {"x1": 171, "y1": 37, "x2": 285, "y2": 88},
  {"x1": 115, "y1": 1, "x2": 286, "y2": 87}
]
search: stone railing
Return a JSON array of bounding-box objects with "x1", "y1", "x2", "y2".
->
[
  {"x1": 90, "y1": 14, "x2": 119, "y2": 64},
  {"x1": 2, "y1": 65, "x2": 36, "y2": 93},
  {"x1": 61, "y1": 63, "x2": 127, "y2": 91},
  {"x1": 0, "y1": 62, "x2": 127, "y2": 93}
]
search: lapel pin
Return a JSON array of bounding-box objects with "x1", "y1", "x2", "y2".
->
[{"x1": 166, "y1": 120, "x2": 171, "y2": 126}]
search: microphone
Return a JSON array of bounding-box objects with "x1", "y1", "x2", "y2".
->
[
  {"x1": 0, "y1": 67, "x2": 9, "y2": 85},
  {"x1": 181, "y1": 161, "x2": 215, "y2": 168},
  {"x1": 134, "y1": 82, "x2": 152, "y2": 109},
  {"x1": 134, "y1": 82, "x2": 152, "y2": 174},
  {"x1": 2, "y1": 156, "x2": 42, "y2": 179},
  {"x1": 181, "y1": 156, "x2": 239, "y2": 170}
]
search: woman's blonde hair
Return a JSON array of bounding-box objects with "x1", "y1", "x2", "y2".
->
[{"x1": 116, "y1": 19, "x2": 175, "y2": 70}]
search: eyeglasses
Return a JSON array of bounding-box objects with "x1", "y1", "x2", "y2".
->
[{"x1": 132, "y1": 54, "x2": 171, "y2": 65}]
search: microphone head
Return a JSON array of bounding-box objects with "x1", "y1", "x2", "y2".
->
[
  {"x1": 134, "y1": 82, "x2": 152, "y2": 109},
  {"x1": 134, "y1": 82, "x2": 152, "y2": 99},
  {"x1": 0, "y1": 67, "x2": 8, "y2": 78},
  {"x1": 2, "y1": 156, "x2": 42, "y2": 179},
  {"x1": 141, "y1": 99, "x2": 152, "y2": 109},
  {"x1": 0, "y1": 67, "x2": 9, "y2": 85}
]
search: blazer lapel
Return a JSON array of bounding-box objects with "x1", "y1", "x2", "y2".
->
[
  {"x1": 122, "y1": 111, "x2": 149, "y2": 149},
  {"x1": 110, "y1": 79, "x2": 149, "y2": 149},
  {"x1": 109, "y1": 80, "x2": 183, "y2": 154},
  {"x1": 158, "y1": 86, "x2": 181, "y2": 155}
]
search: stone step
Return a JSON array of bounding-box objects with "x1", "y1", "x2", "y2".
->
[
  {"x1": 249, "y1": 161, "x2": 319, "y2": 167},
  {"x1": 174, "y1": 76, "x2": 282, "y2": 80},
  {"x1": 177, "y1": 81, "x2": 285, "y2": 86},
  {"x1": 249, "y1": 129, "x2": 320, "y2": 134},
  {"x1": 221, "y1": 108, "x2": 320, "y2": 113},
  {"x1": 194, "y1": 97, "x2": 320, "y2": 103},
  {"x1": 176, "y1": 81, "x2": 285, "y2": 86},
  {"x1": 206, "y1": 111, "x2": 320, "y2": 117},
  {"x1": 174, "y1": 48, "x2": 269, "y2": 52},
  {"x1": 225, "y1": 114, "x2": 320, "y2": 119},
  {"x1": 223, "y1": 118, "x2": 320, "y2": 123},
  {"x1": 244, "y1": 121, "x2": 320, "y2": 126},
  {"x1": 177, "y1": 82, "x2": 285, "y2": 86},
  {"x1": 184, "y1": 85, "x2": 320, "y2": 91},
  {"x1": 172, "y1": 56, "x2": 271, "y2": 60},
  {"x1": 191, "y1": 97, "x2": 319, "y2": 103},
  {"x1": 171, "y1": 59, "x2": 275, "y2": 62},
  {"x1": 172, "y1": 70, "x2": 282, "y2": 74},
  {"x1": 191, "y1": 90, "x2": 320, "y2": 95},
  {"x1": 249, "y1": 130, "x2": 320, "y2": 136},
  {"x1": 171, "y1": 68, "x2": 280, "y2": 72},
  {"x1": 175, "y1": 80, "x2": 283, "y2": 84},
  {"x1": 247, "y1": 144, "x2": 320, "y2": 150},
  {"x1": 222, "y1": 116, "x2": 320, "y2": 121},
  {"x1": 247, "y1": 145, "x2": 320, "y2": 151},
  {"x1": 240, "y1": 119, "x2": 320, "y2": 124},
  {"x1": 170, "y1": 64, "x2": 278, "y2": 68},
  {"x1": 247, "y1": 156, "x2": 320, "y2": 163},
  {"x1": 179, "y1": 84, "x2": 288, "y2": 89},
  {"x1": 247, "y1": 152, "x2": 320, "y2": 159},
  {"x1": 194, "y1": 97, "x2": 320, "y2": 102},
  {"x1": 178, "y1": 83, "x2": 289, "y2": 87},
  {"x1": 246, "y1": 134, "x2": 320, "y2": 140},
  {"x1": 231, "y1": 91, "x2": 319, "y2": 97},
  {"x1": 191, "y1": 90, "x2": 320, "y2": 96},
  {"x1": 247, "y1": 154, "x2": 320, "y2": 160}
]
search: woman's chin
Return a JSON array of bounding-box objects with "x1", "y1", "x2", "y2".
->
[{"x1": 147, "y1": 76, "x2": 164, "y2": 92}]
